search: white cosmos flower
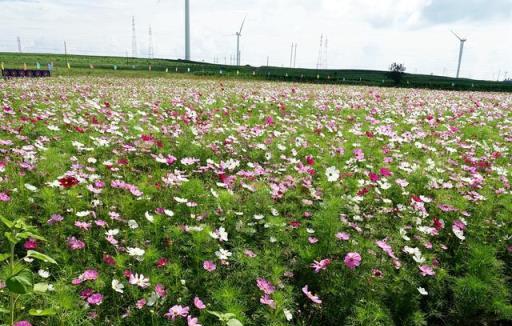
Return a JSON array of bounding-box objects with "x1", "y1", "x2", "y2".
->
[
  {"x1": 254, "y1": 214, "x2": 264, "y2": 220},
  {"x1": 76, "y1": 211, "x2": 90, "y2": 217},
  {"x1": 127, "y1": 220, "x2": 139, "y2": 229},
  {"x1": 145, "y1": 211, "x2": 154, "y2": 223},
  {"x1": 210, "y1": 227, "x2": 228, "y2": 242},
  {"x1": 129, "y1": 273, "x2": 150, "y2": 288},
  {"x1": 215, "y1": 248, "x2": 232, "y2": 260},
  {"x1": 127, "y1": 247, "x2": 145, "y2": 257},
  {"x1": 283, "y1": 309, "x2": 293, "y2": 321},
  {"x1": 325, "y1": 166, "x2": 340, "y2": 182},
  {"x1": 164, "y1": 209, "x2": 174, "y2": 217},
  {"x1": 24, "y1": 183, "x2": 38, "y2": 192},
  {"x1": 38, "y1": 269, "x2": 50, "y2": 279},
  {"x1": 417, "y1": 287, "x2": 428, "y2": 295},
  {"x1": 112, "y1": 279, "x2": 124, "y2": 293}
]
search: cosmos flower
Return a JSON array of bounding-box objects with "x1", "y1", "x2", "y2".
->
[
  {"x1": 164, "y1": 305, "x2": 190, "y2": 320},
  {"x1": 302, "y1": 285, "x2": 322, "y2": 304},
  {"x1": 325, "y1": 166, "x2": 340, "y2": 182},
  {"x1": 344, "y1": 252, "x2": 362, "y2": 270}
]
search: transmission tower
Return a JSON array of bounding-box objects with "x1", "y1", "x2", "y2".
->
[
  {"x1": 17, "y1": 36, "x2": 22, "y2": 53},
  {"x1": 131, "y1": 16, "x2": 138, "y2": 58},
  {"x1": 316, "y1": 34, "x2": 323, "y2": 69},
  {"x1": 148, "y1": 25, "x2": 154, "y2": 59}
]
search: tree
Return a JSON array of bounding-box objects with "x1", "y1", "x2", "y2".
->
[{"x1": 387, "y1": 62, "x2": 406, "y2": 84}]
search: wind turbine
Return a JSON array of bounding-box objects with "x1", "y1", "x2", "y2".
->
[
  {"x1": 185, "y1": 0, "x2": 190, "y2": 60},
  {"x1": 235, "y1": 16, "x2": 246, "y2": 66},
  {"x1": 452, "y1": 30, "x2": 467, "y2": 79}
]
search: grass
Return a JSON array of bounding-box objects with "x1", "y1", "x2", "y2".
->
[{"x1": 1, "y1": 52, "x2": 512, "y2": 92}]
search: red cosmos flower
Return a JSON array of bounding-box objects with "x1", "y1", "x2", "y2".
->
[
  {"x1": 141, "y1": 134, "x2": 154, "y2": 142},
  {"x1": 117, "y1": 158, "x2": 129, "y2": 165},
  {"x1": 102, "y1": 254, "x2": 116, "y2": 266},
  {"x1": 289, "y1": 221, "x2": 301, "y2": 229},
  {"x1": 357, "y1": 187, "x2": 369, "y2": 196},
  {"x1": 366, "y1": 131, "x2": 374, "y2": 138},
  {"x1": 59, "y1": 176, "x2": 79, "y2": 188},
  {"x1": 23, "y1": 238, "x2": 38, "y2": 250},
  {"x1": 368, "y1": 172, "x2": 380, "y2": 182},
  {"x1": 433, "y1": 218, "x2": 444, "y2": 231},
  {"x1": 305, "y1": 155, "x2": 315, "y2": 166},
  {"x1": 156, "y1": 258, "x2": 168, "y2": 268}
]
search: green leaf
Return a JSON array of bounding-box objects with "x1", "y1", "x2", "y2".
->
[
  {"x1": 0, "y1": 216, "x2": 13, "y2": 228},
  {"x1": 33, "y1": 282, "x2": 49, "y2": 293},
  {"x1": 4, "y1": 232, "x2": 16, "y2": 244},
  {"x1": 29, "y1": 308, "x2": 56, "y2": 316},
  {"x1": 0, "y1": 307, "x2": 9, "y2": 314},
  {"x1": 16, "y1": 232, "x2": 46, "y2": 242},
  {"x1": 26, "y1": 250, "x2": 57, "y2": 265},
  {"x1": 0, "y1": 253, "x2": 10, "y2": 262},
  {"x1": 6, "y1": 269, "x2": 33, "y2": 294},
  {"x1": 227, "y1": 319, "x2": 243, "y2": 326}
]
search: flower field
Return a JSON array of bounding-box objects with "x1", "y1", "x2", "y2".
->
[{"x1": 1, "y1": 76, "x2": 511, "y2": 325}]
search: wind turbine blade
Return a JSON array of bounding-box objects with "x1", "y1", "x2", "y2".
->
[
  {"x1": 451, "y1": 30, "x2": 462, "y2": 41},
  {"x1": 239, "y1": 15, "x2": 247, "y2": 34}
]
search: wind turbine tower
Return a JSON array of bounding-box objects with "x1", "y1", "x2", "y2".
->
[
  {"x1": 131, "y1": 16, "x2": 138, "y2": 57},
  {"x1": 452, "y1": 30, "x2": 467, "y2": 79},
  {"x1": 323, "y1": 37, "x2": 328, "y2": 69},
  {"x1": 17, "y1": 36, "x2": 22, "y2": 53},
  {"x1": 148, "y1": 25, "x2": 154, "y2": 59},
  {"x1": 236, "y1": 16, "x2": 246, "y2": 66},
  {"x1": 293, "y1": 43, "x2": 298, "y2": 68},
  {"x1": 185, "y1": 0, "x2": 190, "y2": 60}
]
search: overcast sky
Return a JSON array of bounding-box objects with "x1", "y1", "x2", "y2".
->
[{"x1": 1, "y1": 0, "x2": 511, "y2": 80}]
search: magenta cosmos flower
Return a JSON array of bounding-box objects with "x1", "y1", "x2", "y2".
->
[{"x1": 344, "y1": 252, "x2": 362, "y2": 270}]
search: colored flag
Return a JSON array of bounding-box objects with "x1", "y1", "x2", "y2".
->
[
  {"x1": 1, "y1": 62, "x2": 4, "y2": 70},
  {"x1": 23, "y1": 63, "x2": 27, "y2": 70},
  {"x1": 67, "y1": 62, "x2": 71, "y2": 69},
  {"x1": 36, "y1": 62, "x2": 41, "y2": 69}
]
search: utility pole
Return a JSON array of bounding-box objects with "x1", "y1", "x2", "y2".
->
[
  {"x1": 266, "y1": 56, "x2": 269, "y2": 67},
  {"x1": 17, "y1": 36, "x2": 22, "y2": 53}
]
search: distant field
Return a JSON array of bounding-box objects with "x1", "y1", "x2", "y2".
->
[{"x1": 1, "y1": 52, "x2": 511, "y2": 92}]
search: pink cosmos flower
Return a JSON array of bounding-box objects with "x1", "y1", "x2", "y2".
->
[
  {"x1": 311, "y1": 259, "x2": 331, "y2": 273},
  {"x1": 308, "y1": 236, "x2": 319, "y2": 244},
  {"x1": 164, "y1": 305, "x2": 190, "y2": 320},
  {"x1": 155, "y1": 284, "x2": 166, "y2": 297},
  {"x1": 203, "y1": 260, "x2": 216, "y2": 272},
  {"x1": 136, "y1": 299, "x2": 146, "y2": 309},
  {"x1": 67, "y1": 236, "x2": 85, "y2": 250},
  {"x1": 336, "y1": 232, "x2": 350, "y2": 241},
  {"x1": 14, "y1": 321, "x2": 32, "y2": 326},
  {"x1": 256, "y1": 278, "x2": 275, "y2": 295},
  {"x1": 419, "y1": 265, "x2": 435, "y2": 276},
  {"x1": 87, "y1": 293, "x2": 103, "y2": 305},
  {"x1": 260, "y1": 294, "x2": 276, "y2": 309},
  {"x1": 302, "y1": 285, "x2": 322, "y2": 304},
  {"x1": 194, "y1": 296, "x2": 206, "y2": 310},
  {"x1": 344, "y1": 252, "x2": 362, "y2": 270},
  {"x1": 47, "y1": 214, "x2": 64, "y2": 224},
  {"x1": 353, "y1": 148, "x2": 364, "y2": 161},
  {"x1": 0, "y1": 192, "x2": 10, "y2": 202},
  {"x1": 187, "y1": 315, "x2": 202, "y2": 326},
  {"x1": 81, "y1": 269, "x2": 98, "y2": 281}
]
